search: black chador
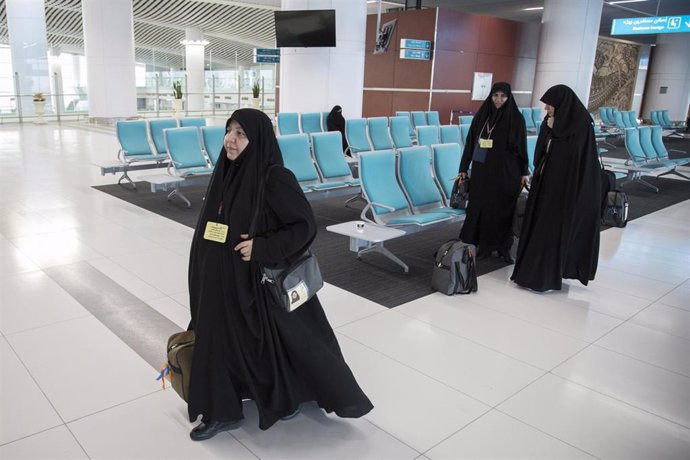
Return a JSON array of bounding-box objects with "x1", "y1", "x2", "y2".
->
[
  {"x1": 511, "y1": 85, "x2": 601, "y2": 291},
  {"x1": 187, "y1": 109, "x2": 373, "y2": 430},
  {"x1": 459, "y1": 82, "x2": 529, "y2": 254}
]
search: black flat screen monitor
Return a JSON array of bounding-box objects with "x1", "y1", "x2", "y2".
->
[{"x1": 274, "y1": 10, "x2": 336, "y2": 47}]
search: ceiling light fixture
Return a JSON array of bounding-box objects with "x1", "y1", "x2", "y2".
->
[
  {"x1": 608, "y1": 1, "x2": 647, "y2": 4},
  {"x1": 522, "y1": 7, "x2": 544, "y2": 11}
]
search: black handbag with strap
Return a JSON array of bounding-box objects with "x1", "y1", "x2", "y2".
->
[
  {"x1": 450, "y1": 177, "x2": 470, "y2": 209},
  {"x1": 249, "y1": 165, "x2": 323, "y2": 312}
]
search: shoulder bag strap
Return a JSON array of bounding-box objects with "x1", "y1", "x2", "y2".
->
[{"x1": 248, "y1": 164, "x2": 278, "y2": 238}]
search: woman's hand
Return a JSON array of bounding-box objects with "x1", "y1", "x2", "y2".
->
[
  {"x1": 234, "y1": 234, "x2": 253, "y2": 261},
  {"x1": 546, "y1": 115, "x2": 554, "y2": 129},
  {"x1": 520, "y1": 175, "x2": 530, "y2": 188},
  {"x1": 455, "y1": 171, "x2": 468, "y2": 184}
]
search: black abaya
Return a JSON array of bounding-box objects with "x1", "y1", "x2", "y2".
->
[
  {"x1": 326, "y1": 105, "x2": 349, "y2": 154},
  {"x1": 511, "y1": 85, "x2": 601, "y2": 291},
  {"x1": 459, "y1": 82, "x2": 529, "y2": 252},
  {"x1": 187, "y1": 109, "x2": 372, "y2": 430}
]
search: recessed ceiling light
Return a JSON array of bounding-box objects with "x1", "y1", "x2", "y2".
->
[
  {"x1": 522, "y1": 7, "x2": 544, "y2": 11},
  {"x1": 608, "y1": 0, "x2": 647, "y2": 4}
]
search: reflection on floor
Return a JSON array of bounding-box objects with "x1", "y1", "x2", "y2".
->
[{"x1": 1, "y1": 123, "x2": 689, "y2": 459}]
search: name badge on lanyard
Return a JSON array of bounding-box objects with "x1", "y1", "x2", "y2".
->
[
  {"x1": 203, "y1": 221, "x2": 228, "y2": 243},
  {"x1": 479, "y1": 138, "x2": 493, "y2": 149}
]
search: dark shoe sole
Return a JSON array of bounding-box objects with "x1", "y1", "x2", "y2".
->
[{"x1": 190, "y1": 420, "x2": 241, "y2": 441}]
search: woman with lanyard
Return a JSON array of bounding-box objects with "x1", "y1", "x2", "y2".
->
[{"x1": 456, "y1": 82, "x2": 529, "y2": 263}]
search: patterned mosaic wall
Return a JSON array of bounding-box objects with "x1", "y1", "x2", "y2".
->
[{"x1": 588, "y1": 38, "x2": 641, "y2": 111}]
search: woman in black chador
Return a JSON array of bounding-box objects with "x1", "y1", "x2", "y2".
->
[
  {"x1": 511, "y1": 85, "x2": 601, "y2": 292},
  {"x1": 326, "y1": 105, "x2": 349, "y2": 154},
  {"x1": 186, "y1": 109, "x2": 373, "y2": 441},
  {"x1": 457, "y1": 82, "x2": 529, "y2": 262}
]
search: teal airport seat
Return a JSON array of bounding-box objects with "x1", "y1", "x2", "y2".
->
[
  {"x1": 460, "y1": 124, "x2": 471, "y2": 146},
  {"x1": 115, "y1": 120, "x2": 168, "y2": 188},
  {"x1": 200, "y1": 126, "x2": 225, "y2": 165},
  {"x1": 301, "y1": 112, "x2": 323, "y2": 134},
  {"x1": 390, "y1": 116, "x2": 414, "y2": 148},
  {"x1": 345, "y1": 118, "x2": 373, "y2": 155},
  {"x1": 397, "y1": 146, "x2": 464, "y2": 217},
  {"x1": 277, "y1": 112, "x2": 300, "y2": 136},
  {"x1": 179, "y1": 117, "x2": 206, "y2": 128},
  {"x1": 411, "y1": 111, "x2": 427, "y2": 129},
  {"x1": 431, "y1": 143, "x2": 462, "y2": 202},
  {"x1": 368, "y1": 117, "x2": 394, "y2": 150},
  {"x1": 439, "y1": 125, "x2": 461, "y2": 145},
  {"x1": 426, "y1": 111, "x2": 441, "y2": 127},
  {"x1": 149, "y1": 119, "x2": 179, "y2": 154},
  {"x1": 310, "y1": 132, "x2": 359, "y2": 186},
  {"x1": 416, "y1": 125, "x2": 440, "y2": 147}
]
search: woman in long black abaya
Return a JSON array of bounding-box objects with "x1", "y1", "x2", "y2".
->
[
  {"x1": 326, "y1": 105, "x2": 349, "y2": 154},
  {"x1": 186, "y1": 109, "x2": 372, "y2": 440},
  {"x1": 457, "y1": 82, "x2": 529, "y2": 262},
  {"x1": 511, "y1": 85, "x2": 601, "y2": 291}
]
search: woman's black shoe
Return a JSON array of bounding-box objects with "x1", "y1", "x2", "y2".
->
[{"x1": 190, "y1": 420, "x2": 240, "y2": 441}]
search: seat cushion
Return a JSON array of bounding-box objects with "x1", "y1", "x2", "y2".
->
[{"x1": 388, "y1": 212, "x2": 449, "y2": 225}]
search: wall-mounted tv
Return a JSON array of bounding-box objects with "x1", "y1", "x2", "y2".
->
[{"x1": 274, "y1": 10, "x2": 336, "y2": 48}]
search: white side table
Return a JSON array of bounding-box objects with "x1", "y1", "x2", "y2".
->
[{"x1": 326, "y1": 221, "x2": 408, "y2": 273}]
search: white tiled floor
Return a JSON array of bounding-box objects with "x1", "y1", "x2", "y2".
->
[{"x1": 1, "y1": 123, "x2": 689, "y2": 459}]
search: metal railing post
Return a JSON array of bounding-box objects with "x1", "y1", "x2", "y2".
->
[
  {"x1": 184, "y1": 74, "x2": 189, "y2": 116},
  {"x1": 13, "y1": 72, "x2": 23, "y2": 123},
  {"x1": 155, "y1": 73, "x2": 160, "y2": 117},
  {"x1": 211, "y1": 74, "x2": 216, "y2": 117},
  {"x1": 53, "y1": 72, "x2": 61, "y2": 122}
]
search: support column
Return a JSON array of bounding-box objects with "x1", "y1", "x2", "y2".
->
[
  {"x1": 532, "y1": 0, "x2": 603, "y2": 106},
  {"x1": 182, "y1": 28, "x2": 207, "y2": 113},
  {"x1": 6, "y1": 0, "x2": 50, "y2": 116},
  {"x1": 279, "y1": 0, "x2": 366, "y2": 119},
  {"x1": 641, "y1": 33, "x2": 690, "y2": 122},
  {"x1": 82, "y1": 0, "x2": 137, "y2": 119}
]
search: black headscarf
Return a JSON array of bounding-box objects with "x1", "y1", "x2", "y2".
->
[
  {"x1": 540, "y1": 84, "x2": 592, "y2": 138},
  {"x1": 473, "y1": 82, "x2": 523, "y2": 152},
  {"x1": 326, "y1": 105, "x2": 345, "y2": 132}
]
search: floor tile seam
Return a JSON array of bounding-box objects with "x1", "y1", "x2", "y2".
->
[
  {"x1": 354, "y1": 417, "x2": 424, "y2": 456},
  {"x1": 592, "y1": 341, "x2": 690, "y2": 379},
  {"x1": 392, "y1": 307, "x2": 588, "y2": 371},
  {"x1": 331, "y1": 308, "x2": 390, "y2": 330},
  {"x1": 225, "y1": 432, "x2": 262, "y2": 460},
  {"x1": 0, "y1": 266, "x2": 44, "y2": 280},
  {"x1": 595, "y1": 265, "x2": 677, "y2": 300},
  {"x1": 596, "y1": 261, "x2": 690, "y2": 285},
  {"x1": 64, "y1": 389, "x2": 165, "y2": 426},
  {"x1": 334, "y1": 330, "x2": 496, "y2": 408},
  {"x1": 442, "y1": 289, "x2": 623, "y2": 344},
  {"x1": 2, "y1": 338, "x2": 70, "y2": 431},
  {"x1": 492, "y1": 408, "x2": 604, "y2": 460},
  {"x1": 86, "y1": 257, "x2": 165, "y2": 301},
  {"x1": 2, "y1": 312, "x2": 94, "y2": 338},
  {"x1": 0, "y1": 423, "x2": 68, "y2": 449},
  {"x1": 417, "y1": 407, "x2": 493, "y2": 457},
  {"x1": 548, "y1": 368, "x2": 690, "y2": 431},
  {"x1": 542, "y1": 371, "x2": 690, "y2": 431},
  {"x1": 628, "y1": 317, "x2": 690, "y2": 343},
  {"x1": 606, "y1": 298, "x2": 690, "y2": 345},
  {"x1": 656, "y1": 300, "x2": 690, "y2": 314}
]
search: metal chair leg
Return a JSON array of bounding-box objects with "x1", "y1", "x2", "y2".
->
[
  {"x1": 358, "y1": 242, "x2": 409, "y2": 273},
  {"x1": 118, "y1": 171, "x2": 137, "y2": 190}
]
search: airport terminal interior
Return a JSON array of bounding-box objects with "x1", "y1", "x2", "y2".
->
[{"x1": 1, "y1": 0, "x2": 689, "y2": 459}]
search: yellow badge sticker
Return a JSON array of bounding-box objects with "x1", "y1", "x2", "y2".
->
[
  {"x1": 479, "y1": 138, "x2": 493, "y2": 149},
  {"x1": 203, "y1": 221, "x2": 228, "y2": 243}
]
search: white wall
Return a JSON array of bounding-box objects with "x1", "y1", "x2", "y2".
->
[
  {"x1": 512, "y1": 21, "x2": 540, "y2": 108},
  {"x1": 279, "y1": 0, "x2": 366, "y2": 119},
  {"x1": 642, "y1": 33, "x2": 690, "y2": 122}
]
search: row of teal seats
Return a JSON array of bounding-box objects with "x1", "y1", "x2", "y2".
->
[
  {"x1": 624, "y1": 126, "x2": 690, "y2": 170},
  {"x1": 650, "y1": 110, "x2": 683, "y2": 130},
  {"x1": 276, "y1": 112, "x2": 331, "y2": 136},
  {"x1": 276, "y1": 131, "x2": 360, "y2": 194},
  {"x1": 519, "y1": 107, "x2": 543, "y2": 132},
  {"x1": 161, "y1": 125, "x2": 228, "y2": 178},
  {"x1": 115, "y1": 118, "x2": 207, "y2": 163},
  {"x1": 358, "y1": 145, "x2": 465, "y2": 228}
]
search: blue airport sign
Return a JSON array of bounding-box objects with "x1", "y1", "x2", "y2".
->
[
  {"x1": 400, "y1": 38, "x2": 432, "y2": 50},
  {"x1": 254, "y1": 48, "x2": 280, "y2": 56},
  {"x1": 611, "y1": 15, "x2": 690, "y2": 35},
  {"x1": 254, "y1": 55, "x2": 280, "y2": 64},
  {"x1": 399, "y1": 49, "x2": 430, "y2": 60}
]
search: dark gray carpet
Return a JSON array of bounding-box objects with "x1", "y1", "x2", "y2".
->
[{"x1": 94, "y1": 165, "x2": 690, "y2": 307}]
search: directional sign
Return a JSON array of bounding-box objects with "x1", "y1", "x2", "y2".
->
[
  {"x1": 400, "y1": 38, "x2": 431, "y2": 50},
  {"x1": 611, "y1": 15, "x2": 690, "y2": 35},
  {"x1": 254, "y1": 48, "x2": 280, "y2": 56},
  {"x1": 399, "y1": 49, "x2": 430, "y2": 60},
  {"x1": 254, "y1": 55, "x2": 280, "y2": 64}
]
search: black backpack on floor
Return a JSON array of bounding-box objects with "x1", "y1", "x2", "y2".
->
[{"x1": 431, "y1": 240, "x2": 478, "y2": 295}]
